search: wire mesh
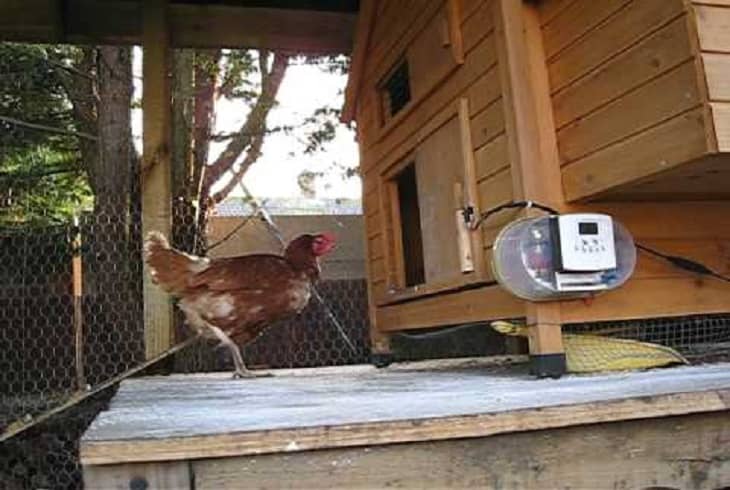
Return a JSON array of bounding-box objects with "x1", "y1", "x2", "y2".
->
[
  {"x1": 3, "y1": 40, "x2": 730, "y2": 490},
  {"x1": 563, "y1": 313, "x2": 730, "y2": 363}
]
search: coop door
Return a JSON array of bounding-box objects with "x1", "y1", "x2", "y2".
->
[
  {"x1": 415, "y1": 117, "x2": 467, "y2": 284},
  {"x1": 388, "y1": 116, "x2": 481, "y2": 293}
]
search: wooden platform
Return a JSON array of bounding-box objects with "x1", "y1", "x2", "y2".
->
[{"x1": 81, "y1": 360, "x2": 730, "y2": 489}]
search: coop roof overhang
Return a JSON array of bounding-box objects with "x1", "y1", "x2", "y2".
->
[{"x1": 0, "y1": 0, "x2": 358, "y2": 54}]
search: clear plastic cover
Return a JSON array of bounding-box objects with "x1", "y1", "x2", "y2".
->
[{"x1": 492, "y1": 215, "x2": 636, "y2": 301}]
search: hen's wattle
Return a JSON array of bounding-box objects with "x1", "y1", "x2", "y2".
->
[{"x1": 144, "y1": 231, "x2": 335, "y2": 378}]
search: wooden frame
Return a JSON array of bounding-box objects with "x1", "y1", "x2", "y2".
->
[
  {"x1": 141, "y1": 0, "x2": 173, "y2": 359},
  {"x1": 376, "y1": 101, "x2": 490, "y2": 306}
]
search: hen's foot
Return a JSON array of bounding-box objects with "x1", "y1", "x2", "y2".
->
[{"x1": 231, "y1": 369, "x2": 273, "y2": 379}]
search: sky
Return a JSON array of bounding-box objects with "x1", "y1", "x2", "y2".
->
[{"x1": 133, "y1": 50, "x2": 361, "y2": 201}]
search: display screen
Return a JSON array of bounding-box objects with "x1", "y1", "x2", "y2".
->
[{"x1": 579, "y1": 222, "x2": 599, "y2": 235}]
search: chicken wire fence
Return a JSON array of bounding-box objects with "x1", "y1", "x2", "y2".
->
[{"x1": 3, "y1": 42, "x2": 730, "y2": 490}]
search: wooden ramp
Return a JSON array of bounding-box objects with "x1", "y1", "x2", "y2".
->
[{"x1": 81, "y1": 361, "x2": 730, "y2": 489}]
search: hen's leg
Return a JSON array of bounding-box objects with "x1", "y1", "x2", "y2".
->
[{"x1": 207, "y1": 325, "x2": 271, "y2": 379}]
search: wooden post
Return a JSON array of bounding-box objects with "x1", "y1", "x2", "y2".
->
[
  {"x1": 494, "y1": 0, "x2": 566, "y2": 377},
  {"x1": 72, "y1": 215, "x2": 85, "y2": 389},
  {"x1": 142, "y1": 0, "x2": 173, "y2": 359}
]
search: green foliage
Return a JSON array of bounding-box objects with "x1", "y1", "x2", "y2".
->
[
  {"x1": 0, "y1": 145, "x2": 92, "y2": 227},
  {"x1": 0, "y1": 43, "x2": 90, "y2": 228}
]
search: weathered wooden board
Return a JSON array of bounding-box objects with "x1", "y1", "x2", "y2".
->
[
  {"x1": 81, "y1": 364, "x2": 730, "y2": 465},
  {"x1": 191, "y1": 412, "x2": 730, "y2": 489},
  {"x1": 552, "y1": 15, "x2": 694, "y2": 130},
  {"x1": 562, "y1": 108, "x2": 710, "y2": 201},
  {"x1": 694, "y1": 4, "x2": 730, "y2": 52},
  {"x1": 542, "y1": 0, "x2": 630, "y2": 60},
  {"x1": 547, "y1": 0, "x2": 686, "y2": 94},
  {"x1": 415, "y1": 118, "x2": 466, "y2": 284},
  {"x1": 557, "y1": 60, "x2": 702, "y2": 164}
]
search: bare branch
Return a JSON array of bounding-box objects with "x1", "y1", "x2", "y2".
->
[
  {"x1": 208, "y1": 131, "x2": 264, "y2": 206},
  {"x1": 201, "y1": 52, "x2": 289, "y2": 197}
]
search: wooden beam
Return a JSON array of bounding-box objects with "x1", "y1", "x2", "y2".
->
[
  {"x1": 494, "y1": 0, "x2": 566, "y2": 376},
  {"x1": 0, "y1": 0, "x2": 63, "y2": 43},
  {"x1": 342, "y1": 0, "x2": 378, "y2": 122},
  {"x1": 142, "y1": 0, "x2": 173, "y2": 359},
  {"x1": 0, "y1": 0, "x2": 355, "y2": 53},
  {"x1": 80, "y1": 387, "x2": 730, "y2": 465},
  {"x1": 190, "y1": 412, "x2": 730, "y2": 489}
]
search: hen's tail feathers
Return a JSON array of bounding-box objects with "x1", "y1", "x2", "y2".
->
[{"x1": 144, "y1": 231, "x2": 208, "y2": 295}]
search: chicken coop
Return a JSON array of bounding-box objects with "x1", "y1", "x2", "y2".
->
[
  {"x1": 2, "y1": 0, "x2": 730, "y2": 489},
  {"x1": 344, "y1": 0, "x2": 730, "y2": 375}
]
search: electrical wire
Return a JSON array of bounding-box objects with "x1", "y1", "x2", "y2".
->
[
  {"x1": 636, "y1": 243, "x2": 730, "y2": 284},
  {"x1": 469, "y1": 200, "x2": 558, "y2": 230},
  {"x1": 468, "y1": 199, "x2": 730, "y2": 286},
  {"x1": 393, "y1": 322, "x2": 488, "y2": 340}
]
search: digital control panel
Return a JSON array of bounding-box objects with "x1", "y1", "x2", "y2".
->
[{"x1": 556, "y1": 214, "x2": 617, "y2": 271}]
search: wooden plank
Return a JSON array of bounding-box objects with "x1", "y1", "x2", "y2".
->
[
  {"x1": 548, "y1": 0, "x2": 686, "y2": 94},
  {"x1": 537, "y1": 0, "x2": 579, "y2": 27},
  {"x1": 460, "y1": 0, "x2": 483, "y2": 23},
  {"x1": 630, "y1": 238, "x2": 730, "y2": 279},
  {"x1": 583, "y1": 200, "x2": 730, "y2": 239},
  {"x1": 378, "y1": 283, "x2": 523, "y2": 330},
  {"x1": 561, "y1": 276, "x2": 730, "y2": 323},
  {"x1": 84, "y1": 462, "x2": 190, "y2": 490},
  {"x1": 552, "y1": 16, "x2": 695, "y2": 129},
  {"x1": 475, "y1": 132, "x2": 508, "y2": 181},
  {"x1": 458, "y1": 98, "x2": 486, "y2": 277},
  {"x1": 447, "y1": 0, "x2": 465, "y2": 64},
  {"x1": 543, "y1": 0, "x2": 631, "y2": 60},
  {"x1": 170, "y1": 4, "x2": 354, "y2": 52},
  {"x1": 0, "y1": 0, "x2": 355, "y2": 52},
  {"x1": 461, "y1": 0, "x2": 494, "y2": 53},
  {"x1": 415, "y1": 117, "x2": 467, "y2": 284},
  {"x1": 469, "y1": 98, "x2": 505, "y2": 149},
  {"x1": 407, "y1": 7, "x2": 458, "y2": 102},
  {"x1": 80, "y1": 366, "x2": 730, "y2": 464},
  {"x1": 562, "y1": 108, "x2": 710, "y2": 201},
  {"x1": 694, "y1": 4, "x2": 730, "y2": 52},
  {"x1": 0, "y1": 0, "x2": 62, "y2": 42},
  {"x1": 368, "y1": 234, "x2": 384, "y2": 260},
  {"x1": 364, "y1": 0, "x2": 440, "y2": 88},
  {"x1": 142, "y1": 0, "x2": 173, "y2": 359},
  {"x1": 370, "y1": 256, "x2": 387, "y2": 283},
  {"x1": 557, "y1": 60, "x2": 702, "y2": 164},
  {"x1": 694, "y1": 0, "x2": 730, "y2": 5},
  {"x1": 191, "y1": 412, "x2": 730, "y2": 490},
  {"x1": 342, "y1": 0, "x2": 378, "y2": 123},
  {"x1": 476, "y1": 167, "x2": 514, "y2": 247},
  {"x1": 363, "y1": 33, "x2": 497, "y2": 169},
  {"x1": 466, "y1": 66, "x2": 502, "y2": 120},
  {"x1": 702, "y1": 53, "x2": 730, "y2": 101},
  {"x1": 495, "y1": 0, "x2": 566, "y2": 359},
  {"x1": 711, "y1": 101, "x2": 730, "y2": 149},
  {"x1": 385, "y1": 181, "x2": 406, "y2": 288},
  {"x1": 610, "y1": 171, "x2": 730, "y2": 200}
]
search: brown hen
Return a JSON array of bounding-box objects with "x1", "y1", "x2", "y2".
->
[{"x1": 144, "y1": 231, "x2": 336, "y2": 378}]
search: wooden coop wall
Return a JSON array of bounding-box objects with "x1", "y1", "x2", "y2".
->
[
  {"x1": 356, "y1": 0, "x2": 525, "y2": 340},
  {"x1": 539, "y1": 0, "x2": 730, "y2": 323},
  {"x1": 546, "y1": 0, "x2": 730, "y2": 201},
  {"x1": 354, "y1": 0, "x2": 730, "y2": 339}
]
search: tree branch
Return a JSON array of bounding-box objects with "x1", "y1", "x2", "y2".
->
[
  {"x1": 0, "y1": 115, "x2": 98, "y2": 141},
  {"x1": 200, "y1": 51, "x2": 289, "y2": 198},
  {"x1": 208, "y1": 130, "x2": 264, "y2": 206}
]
